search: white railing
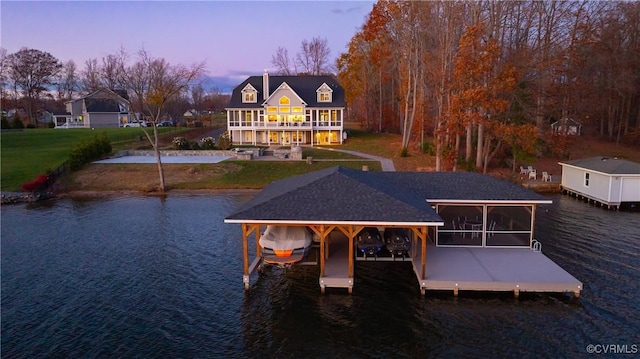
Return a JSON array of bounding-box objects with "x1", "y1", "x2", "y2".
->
[{"x1": 228, "y1": 121, "x2": 342, "y2": 129}]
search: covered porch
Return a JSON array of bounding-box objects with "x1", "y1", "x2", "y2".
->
[{"x1": 434, "y1": 202, "x2": 538, "y2": 248}]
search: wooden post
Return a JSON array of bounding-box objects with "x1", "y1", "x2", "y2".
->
[
  {"x1": 255, "y1": 224, "x2": 262, "y2": 259},
  {"x1": 242, "y1": 223, "x2": 250, "y2": 290},
  {"x1": 319, "y1": 225, "x2": 326, "y2": 277},
  {"x1": 420, "y1": 227, "x2": 427, "y2": 280}
]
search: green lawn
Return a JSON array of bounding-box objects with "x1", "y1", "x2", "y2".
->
[
  {"x1": 170, "y1": 160, "x2": 382, "y2": 190},
  {"x1": 1, "y1": 126, "x2": 378, "y2": 192},
  {"x1": 0, "y1": 127, "x2": 181, "y2": 191}
]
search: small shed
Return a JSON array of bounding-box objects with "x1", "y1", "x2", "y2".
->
[
  {"x1": 559, "y1": 156, "x2": 640, "y2": 208},
  {"x1": 551, "y1": 117, "x2": 582, "y2": 135}
]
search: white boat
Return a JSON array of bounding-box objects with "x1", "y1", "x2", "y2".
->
[{"x1": 259, "y1": 226, "x2": 313, "y2": 265}]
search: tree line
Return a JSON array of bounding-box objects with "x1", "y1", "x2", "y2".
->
[
  {"x1": 0, "y1": 47, "x2": 229, "y2": 127},
  {"x1": 337, "y1": 1, "x2": 640, "y2": 172}
]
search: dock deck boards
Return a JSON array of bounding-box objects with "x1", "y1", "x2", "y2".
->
[
  {"x1": 319, "y1": 233, "x2": 352, "y2": 289},
  {"x1": 418, "y1": 245, "x2": 582, "y2": 294}
]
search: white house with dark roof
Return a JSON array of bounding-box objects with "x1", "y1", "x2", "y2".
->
[
  {"x1": 559, "y1": 156, "x2": 640, "y2": 208},
  {"x1": 62, "y1": 88, "x2": 132, "y2": 128},
  {"x1": 226, "y1": 72, "x2": 345, "y2": 145}
]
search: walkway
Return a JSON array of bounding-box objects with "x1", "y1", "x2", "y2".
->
[{"x1": 308, "y1": 146, "x2": 396, "y2": 172}]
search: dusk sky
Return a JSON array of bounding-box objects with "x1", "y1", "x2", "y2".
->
[{"x1": 1, "y1": 0, "x2": 374, "y2": 92}]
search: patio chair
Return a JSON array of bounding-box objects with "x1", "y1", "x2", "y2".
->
[
  {"x1": 528, "y1": 170, "x2": 537, "y2": 180},
  {"x1": 488, "y1": 220, "x2": 496, "y2": 237},
  {"x1": 520, "y1": 166, "x2": 529, "y2": 175},
  {"x1": 527, "y1": 165, "x2": 534, "y2": 173},
  {"x1": 542, "y1": 171, "x2": 551, "y2": 182}
]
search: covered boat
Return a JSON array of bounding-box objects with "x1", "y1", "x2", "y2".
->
[
  {"x1": 259, "y1": 226, "x2": 313, "y2": 265},
  {"x1": 384, "y1": 228, "x2": 411, "y2": 256},
  {"x1": 356, "y1": 227, "x2": 384, "y2": 257}
]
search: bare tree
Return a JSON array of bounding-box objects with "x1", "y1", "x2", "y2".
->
[
  {"x1": 56, "y1": 60, "x2": 79, "y2": 101},
  {"x1": 120, "y1": 49, "x2": 206, "y2": 192},
  {"x1": 191, "y1": 83, "x2": 205, "y2": 121},
  {"x1": 101, "y1": 54, "x2": 123, "y2": 90},
  {"x1": 296, "y1": 37, "x2": 331, "y2": 75},
  {"x1": 6, "y1": 48, "x2": 62, "y2": 125},
  {"x1": 271, "y1": 47, "x2": 296, "y2": 75},
  {"x1": 81, "y1": 58, "x2": 102, "y2": 93},
  {"x1": 0, "y1": 48, "x2": 8, "y2": 107}
]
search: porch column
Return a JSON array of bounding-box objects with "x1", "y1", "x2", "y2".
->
[{"x1": 340, "y1": 109, "x2": 344, "y2": 144}]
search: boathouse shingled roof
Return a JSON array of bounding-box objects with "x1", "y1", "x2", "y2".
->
[
  {"x1": 226, "y1": 166, "x2": 441, "y2": 224},
  {"x1": 376, "y1": 171, "x2": 551, "y2": 202},
  {"x1": 225, "y1": 167, "x2": 550, "y2": 224},
  {"x1": 560, "y1": 156, "x2": 640, "y2": 175}
]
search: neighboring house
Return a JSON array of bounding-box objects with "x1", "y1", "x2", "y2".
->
[
  {"x1": 551, "y1": 117, "x2": 582, "y2": 135},
  {"x1": 62, "y1": 88, "x2": 132, "y2": 128},
  {"x1": 226, "y1": 71, "x2": 345, "y2": 145},
  {"x1": 559, "y1": 156, "x2": 640, "y2": 207},
  {"x1": 38, "y1": 109, "x2": 72, "y2": 126}
]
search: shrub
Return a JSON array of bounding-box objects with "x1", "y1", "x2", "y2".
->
[
  {"x1": 11, "y1": 116, "x2": 24, "y2": 129},
  {"x1": 400, "y1": 147, "x2": 409, "y2": 157},
  {"x1": 172, "y1": 137, "x2": 189, "y2": 150},
  {"x1": 216, "y1": 131, "x2": 232, "y2": 150},
  {"x1": 48, "y1": 121, "x2": 55, "y2": 128},
  {"x1": 201, "y1": 136, "x2": 216, "y2": 150},
  {"x1": 1, "y1": 116, "x2": 10, "y2": 129},
  {"x1": 21, "y1": 174, "x2": 48, "y2": 192},
  {"x1": 421, "y1": 141, "x2": 435, "y2": 155},
  {"x1": 68, "y1": 132, "x2": 112, "y2": 170}
]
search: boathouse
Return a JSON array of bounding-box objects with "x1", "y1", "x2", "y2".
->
[
  {"x1": 559, "y1": 156, "x2": 640, "y2": 209},
  {"x1": 225, "y1": 166, "x2": 582, "y2": 297}
]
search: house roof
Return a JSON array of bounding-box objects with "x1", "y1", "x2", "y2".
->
[
  {"x1": 225, "y1": 167, "x2": 549, "y2": 225},
  {"x1": 376, "y1": 171, "x2": 551, "y2": 202},
  {"x1": 227, "y1": 74, "x2": 345, "y2": 109},
  {"x1": 85, "y1": 98, "x2": 122, "y2": 113},
  {"x1": 551, "y1": 117, "x2": 581, "y2": 126},
  {"x1": 559, "y1": 156, "x2": 640, "y2": 175}
]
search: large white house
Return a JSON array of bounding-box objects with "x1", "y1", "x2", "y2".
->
[
  {"x1": 226, "y1": 72, "x2": 345, "y2": 145},
  {"x1": 559, "y1": 156, "x2": 640, "y2": 208}
]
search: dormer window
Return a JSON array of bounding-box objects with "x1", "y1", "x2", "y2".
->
[
  {"x1": 317, "y1": 83, "x2": 333, "y2": 103},
  {"x1": 241, "y1": 84, "x2": 257, "y2": 103}
]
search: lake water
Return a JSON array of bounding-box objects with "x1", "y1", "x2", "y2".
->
[{"x1": 2, "y1": 193, "x2": 639, "y2": 357}]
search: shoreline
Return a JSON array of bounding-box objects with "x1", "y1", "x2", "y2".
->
[{"x1": 2, "y1": 188, "x2": 261, "y2": 204}]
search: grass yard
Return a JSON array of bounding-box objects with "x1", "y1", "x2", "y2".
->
[
  {"x1": 0, "y1": 127, "x2": 186, "y2": 191},
  {"x1": 60, "y1": 160, "x2": 381, "y2": 192}
]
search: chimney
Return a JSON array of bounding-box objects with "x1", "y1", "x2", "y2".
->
[{"x1": 263, "y1": 70, "x2": 269, "y2": 100}]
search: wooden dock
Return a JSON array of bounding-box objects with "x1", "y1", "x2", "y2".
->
[
  {"x1": 313, "y1": 233, "x2": 582, "y2": 297},
  {"x1": 319, "y1": 233, "x2": 353, "y2": 293},
  {"x1": 414, "y1": 244, "x2": 582, "y2": 297}
]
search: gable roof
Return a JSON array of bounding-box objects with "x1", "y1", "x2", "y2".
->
[
  {"x1": 560, "y1": 156, "x2": 640, "y2": 175},
  {"x1": 551, "y1": 117, "x2": 581, "y2": 126},
  {"x1": 227, "y1": 75, "x2": 344, "y2": 109},
  {"x1": 225, "y1": 167, "x2": 550, "y2": 225},
  {"x1": 80, "y1": 88, "x2": 130, "y2": 113},
  {"x1": 226, "y1": 166, "x2": 442, "y2": 226},
  {"x1": 85, "y1": 98, "x2": 122, "y2": 113}
]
